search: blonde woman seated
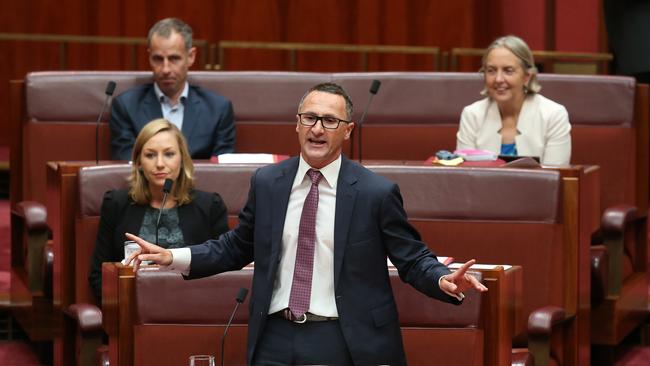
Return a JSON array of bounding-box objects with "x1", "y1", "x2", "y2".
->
[
  {"x1": 456, "y1": 35, "x2": 572, "y2": 166},
  {"x1": 89, "y1": 119, "x2": 229, "y2": 301}
]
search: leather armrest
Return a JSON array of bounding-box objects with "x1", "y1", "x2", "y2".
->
[
  {"x1": 601, "y1": 205, "x2": 637, "y2": 235},
  {"x1": 528, "y1": 305, "x2": 566, "y2": 335},
  {"x1": 527, "y1": 305, "x2": 567, "y2": 365},
  {"x1": 66, "y1": 303, "x2": 105, "y2": 366},
  {"x1": 66, "y1": 303, "x2": 103, "y2": 333},
  {"x1": 15, "y1": 200, "x2": 48, "y2": 231},
  {"x1": 590, "y1": 245, "x2": 608, "y2": 305},
  {"x1": 13, "y1": 201, "x2": 51, "y2": 292},
  {"x1": 600, "y1": 204, "x2": 637, "y2": 296}
]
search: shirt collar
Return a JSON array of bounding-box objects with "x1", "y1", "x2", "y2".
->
[
  {"x1": 154, "y1": 82, "x2": 189, "y2": 106},
  {"x1": 297, "y1": 154, "x2": 341, "y2": 190}
]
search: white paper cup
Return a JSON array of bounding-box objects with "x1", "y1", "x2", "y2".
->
[{"x1": 123, "y1": 240, "x2": 140, "y2": 263}]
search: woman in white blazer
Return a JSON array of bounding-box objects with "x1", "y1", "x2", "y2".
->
[{"x1": 456, "y1": 35, "x2": 572, "y2": 166}]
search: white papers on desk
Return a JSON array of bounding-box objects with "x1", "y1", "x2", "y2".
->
[{"x1": 448, "y1": 262, "x2": 512, "y2": 270}]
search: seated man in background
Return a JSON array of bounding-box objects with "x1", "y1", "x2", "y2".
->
[{"x1": 110, "y1": 17, "x2": 235, "y2": 160}]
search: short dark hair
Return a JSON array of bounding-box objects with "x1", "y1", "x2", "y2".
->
[
  {"x1": 147, "y1": 18, "x2": 193, "y2": 50},
  {"x1": 298, "y1": 83, "x2": 354, "y2": 120}
]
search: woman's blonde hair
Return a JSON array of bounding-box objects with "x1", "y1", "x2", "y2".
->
[
  {"x1": 129, "y1": 119, "x2": 194, "y2": 205},
  {"x1": 480, "y1": 35, "x2": 541, "y2": 96}
]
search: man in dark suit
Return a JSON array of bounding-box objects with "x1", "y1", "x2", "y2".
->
[
  {"x1": 603, "y1": 0, "x2": 650, "y2": 83},
  {"x1": 127, "y1": 83, "x2": 486, "y2": 365},
  {"x1": 110, "y1": 18, "x2": 235, "y2": 160}
]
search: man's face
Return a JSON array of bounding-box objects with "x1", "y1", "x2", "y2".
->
[
  {"x1": 148, "y1": 31, "x2": 196, "y2": 101},
  {"x1": 296, "y1": 91, "x2": 354, "y2": 169}
]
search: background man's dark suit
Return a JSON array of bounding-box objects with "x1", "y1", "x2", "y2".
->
[
  {"x1": 109, "y1": 83, "x2": 236, "y2": 160},
  {"x1": 186, "y1": 156, "x2": 461, "y2": 365},
  {"x1": 88, "y1": 189, "x2": 229, "y2": 301},
  {"x1": 603, "y1": 0, "x2": 650, "y2": 82}
]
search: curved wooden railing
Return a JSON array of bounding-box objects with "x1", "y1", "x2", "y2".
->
[
  {"x1": 449, "y1": 47, "x2": 613, "y2": 74},
  {"x1": 214, "y1": 40, "x2": 441, "y2": 71},
  {"x1": 0, "y1": 33, "x2": 612, "y2": 74},
  {"x1": 0, "y1": 32, "x2": 210, "y2": 70}
]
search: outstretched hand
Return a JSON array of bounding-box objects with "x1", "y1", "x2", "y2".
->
[
  {"x1": 439, "y1": 259, "x2": 488, "y2": 296},
  {"x1": 124, "y1": 232, "x2": 173, "y2": 271}
]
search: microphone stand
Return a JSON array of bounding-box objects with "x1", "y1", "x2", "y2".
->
[
  {"x1": 356, "y1": 80, "x2": 381, "y2": 164},
  {"x1": 221, "y1": 288, "x2": 248, "y2": 366},
  {"x1": 96, "y1": 81, "x2": 116, "y2": 164},
  {"x1": 155, "y1": 179, "x2": 173, "y2": 246}
]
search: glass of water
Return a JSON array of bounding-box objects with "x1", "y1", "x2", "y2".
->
[{"x1": 189, "y1": 355, "x2": 215, "y2": 366}]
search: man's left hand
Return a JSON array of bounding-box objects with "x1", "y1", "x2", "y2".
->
[{"x1": 439, "y1": 259, "x2": 488, "y2": 296}]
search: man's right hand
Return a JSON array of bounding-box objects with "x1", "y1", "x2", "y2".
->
[{"x1": 124, "y1": 232, "x2": 173, "y2": 271}]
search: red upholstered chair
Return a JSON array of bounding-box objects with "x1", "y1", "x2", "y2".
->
[
  {"x1": 339, "y1": 72, "x2": 648, "y2": 349},
  {"x1": 541, "y1": 76, "x2": 649, "y2": 348},
  {"x1": 367, "y1": 165, "x2": 598, "y2": 366},
  {"x1": 62, "y1": 163, "x2": 262, "y2": 366},
  {"x1": 8, "y1": 72, "x2": 331, "y2": 344},
  {"x1": 131, "y1": 266, "x2": 497, "y2": 366}
]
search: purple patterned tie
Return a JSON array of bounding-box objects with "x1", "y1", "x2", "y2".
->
[{"x1": 288, "y1": 169, "x2": 323, "y2": 320}]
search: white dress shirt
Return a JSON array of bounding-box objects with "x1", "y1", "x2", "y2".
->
[
  {"x1": 267, "y1": 155, "x2": 340, "y2": 316},
  {"x1": 167, "y1": 155, "x2": 341, "y2": 317},
  {"x1": 153, "y1": 82, "x2": 189, "y2": 130}
]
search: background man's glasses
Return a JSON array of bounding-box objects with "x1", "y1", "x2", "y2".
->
[{"x1": 298, "y1": 113, "x2": 350, "y2": 130}]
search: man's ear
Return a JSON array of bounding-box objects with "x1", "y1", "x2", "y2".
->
[
  {"x1": 344, "y1": 122, "x2": 355, "y2": 140},
  {"x1": 187, "y1": 47, "x2": 197, "y2": 67}
]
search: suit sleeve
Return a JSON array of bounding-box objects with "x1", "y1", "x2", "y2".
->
[
  {"x1": 456, "y1": 106, "x2": 478, "y2": 151},
  {"x1": 211, "y1": 100, "x2": 236, "y2": 156},
  {"x1": 186, "y1": 170, "x2": 257, "y2": 279},
  {"x1": 109, "y1": 96, "x2": 137, "y2": 161},
  {"x1": 380, "y1": 183, "x2": 462, "y2": 305},
  {"x1": 88, "y1": 191, "x2": 122, "y2": 302},
  {"x1": 541, "y1": 104, "x2": 572, "y2": 166}
]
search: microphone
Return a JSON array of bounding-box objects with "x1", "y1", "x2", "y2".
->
[
  {"x1": 95, "y1": 81, "x2": 116, "y2": 164},
  {"x1": 155, "y1": 178, "x2": 174, "y2": 246},
  {"x1": 353, "y1": 80, "x2": 381, "y2": 164},
  {"x1": 221, "y1": 287, "x2": 248, "y2": 366}
]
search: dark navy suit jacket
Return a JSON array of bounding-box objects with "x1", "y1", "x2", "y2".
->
[
  {"x1": 109, "y1": 83, "x2": 235, "y2": 160},
  {"x1": 186, "y1": 156, "x2": 461, "y2": 365}
]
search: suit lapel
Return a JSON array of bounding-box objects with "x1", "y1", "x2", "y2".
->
[
  {"x1": 141, "y1": 86, "x2": 163, "y2": 128},
  {"x1": 484, "y1": 100, "x2": 503, "y2": 153},
  {"x1": 123, "y1": 201, "x2": 147, "y2": 237},
  {"x1": 270, "y1": 158, "x2": 299, "y2": 263},
  {"x1": 333, "y1": 157, "x2": 358, "y2": 289},
  {"x1": 182, "y1": 87, "x2": 201, "y2": 144}
]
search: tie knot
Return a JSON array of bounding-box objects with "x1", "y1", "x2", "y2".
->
[{"x1": 307, "y1": 169, "x2": 322, "y2": 185}]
